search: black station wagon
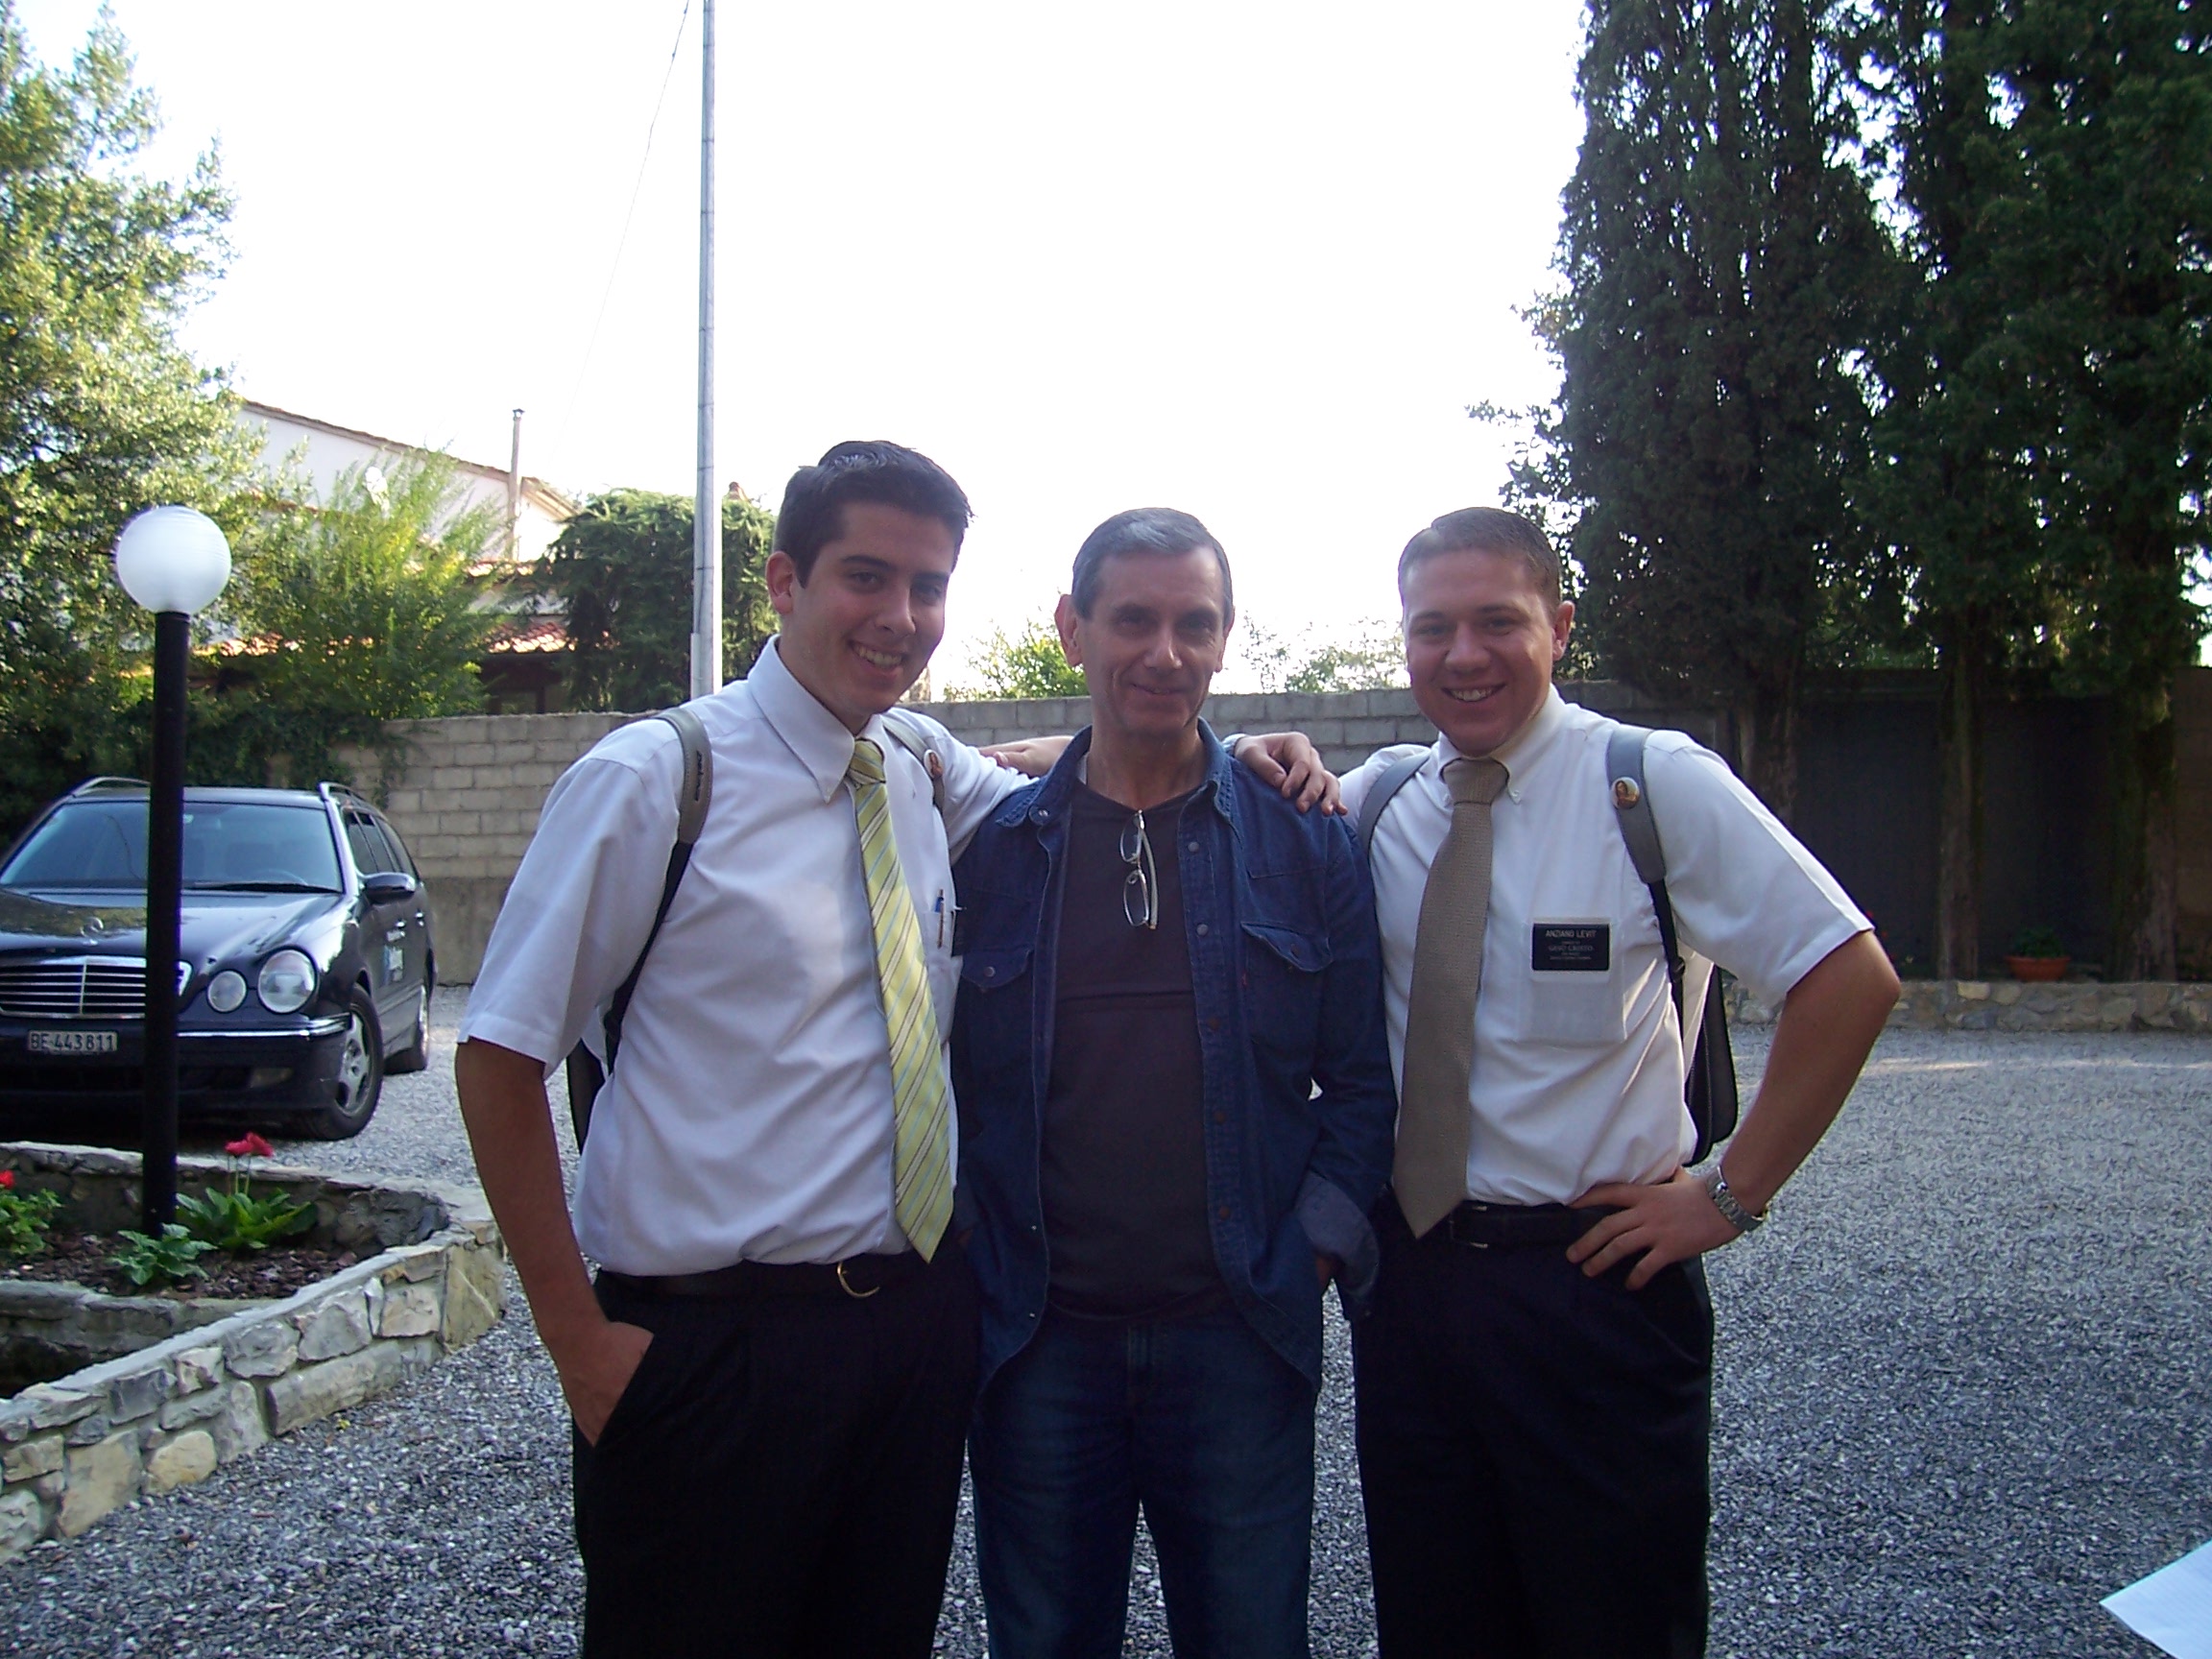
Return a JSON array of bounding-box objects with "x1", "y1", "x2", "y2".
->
[{"x1": 0, "y1": 780, "x2": 434, "y2": 1138}]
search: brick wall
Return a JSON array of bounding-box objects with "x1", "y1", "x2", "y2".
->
[{"x1": 361, "y1": 683, "x2": 1719, "y2": 981}]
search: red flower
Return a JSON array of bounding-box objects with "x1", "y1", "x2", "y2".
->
[
  {"x1": 226, "y1": 1133, "x2": 276, "y2": 1160},
  {"x1": 0, "y1": 1169, "x2": 14, "y2": 1190}
]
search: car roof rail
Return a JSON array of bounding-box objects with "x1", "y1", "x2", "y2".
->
[
  {"x1": 318, "y1": 781, "x2": 372, "y2": 808},
  {"x1": 69, "y1": 776, "x2": 150, "y2": 795}
]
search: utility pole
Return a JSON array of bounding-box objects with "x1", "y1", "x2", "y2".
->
[
  {"x1": 690, "y1": 0, "x2": 721, "y2": 699},
  {"x1": 507, "y1": 408, "x2": 524, "y2": 558}
]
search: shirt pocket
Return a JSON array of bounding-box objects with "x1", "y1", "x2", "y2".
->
[
  {"x1": 954, "y1": 945, "x2": 1035, "y2": 1137},
  {"x1": 1520, "y1": 916, "x2": 1629, "y2": 1046},
  {"x1": 958, "y1": 945, "x2": 1032, "y2": 995},
  {"x1": 1239, "y1": 922, "x2": 1333, "y2": 1067}
]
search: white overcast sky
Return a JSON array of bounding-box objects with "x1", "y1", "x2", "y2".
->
[{"x1": 18, "y1": 0, "x2": 1586, "y2": 685}]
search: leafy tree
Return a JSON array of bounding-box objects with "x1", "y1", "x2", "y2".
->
[
  {"x1": 0, "y1": 6, "x2": 256, "y2": 836},
  {"x1": 1239, "y1": 616, "x2": 1408, "y2": 694},
  {"x1": 947, "y1": 616, "x2": 1087, "y2": 699},
  {"x1": 197, "y1": 455, "x2": 501, "y2": 787},
  {"x1": 1865, "y1": 0, "x2": 2210, "y2": 976},
  {"x1": 533, "y1": 488, "x2": 776, "y2": 711},
  {"x1": 1536, "y1": 0, "x2": 1901, "y2": 818},
  {"x1": 1863, "y1": 0, "x2": 2058, "y2": 975},
  {"x1": 1975, "y1": 0, "x2": 2212, "y2": 977}
]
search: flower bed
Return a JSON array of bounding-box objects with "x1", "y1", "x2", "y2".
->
[{"x1": 0, "y1": 1142, "x2": 505, "y2": 1561}]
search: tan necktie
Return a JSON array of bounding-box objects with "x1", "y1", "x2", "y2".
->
[
  {"x1": 1394, "y1": 756, "x2": 1510, "y2": 1238},
  {"x1": 847, "y1": 738, "x2": 953, "y2": 1261}
]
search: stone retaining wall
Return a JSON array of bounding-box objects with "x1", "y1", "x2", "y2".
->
[
  {"x1": 1727, "y1": 979, "x2": 2212, "y2": 1032},
  {"x1": 0, "y1": 1145, "x2": 505, "y2": 1562}
]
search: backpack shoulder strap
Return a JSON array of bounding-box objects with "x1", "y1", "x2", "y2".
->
[
  {"x1": 661, "y1": 706, "x2": 712, "y2": 845},
  {"x1": 1606, "y1": 722, "x2": 1739, "y2": 1160},
  {"x1": 1356, "y1": 751, "x2": 1431, "y2": 860},
  {"x1": 567, "y1": 707, "x2": 713, "y2": 1147},
  {"x1": 1605, "y1": 724, "x2": 1667, "y2": 889},
  {"x1": 1606, "y1": 723, "x2": 1681, "y2": 974},
  {"x1": 879, "y1": 709, "x2": 949, "y2": 819},
  {"x1": 604, "y1": 707, "x2": 712, "y2": 1066}
]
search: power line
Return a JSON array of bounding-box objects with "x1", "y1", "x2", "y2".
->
[{"x1": 551, "y1": 2, "x2": 696, "y2": 471}]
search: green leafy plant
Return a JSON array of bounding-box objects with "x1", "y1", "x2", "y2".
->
[
  {"x1": 1238, "y1": 616, "x2": 1408, "y2": 695},
  {"x1": 529, "y1": 488, "x2": 777, "y2": 711},
  {"x1": 2010, "y1": 926, "x2": 2067, "y2": 960},
  {"x1": 176, "y1": 1133, "x2": 312, "y2": 1253},
  {"x1": 109, "y1": 1224, "x2": 215, "y2": 1287},
  {"x1": 0, "y1": 9, "x2": 260, "y2": 842},
  {"x1": 204, "y1": 453, "x2": 503, "y2": 790},
  {"x1": 0, "y1": 1169, "x2": 63, "y2": 1260},
  {"x1": 948, "y1": 617, "x2": 1088, "y2": 700}
]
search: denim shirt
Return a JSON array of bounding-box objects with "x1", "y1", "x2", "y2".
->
[{"x1": 951, "y1": 725, "x2": 1398, "y2": 1393}]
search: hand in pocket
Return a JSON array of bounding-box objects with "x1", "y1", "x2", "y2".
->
[{"x1": 561, "y1": 1319, "x2": 656, "y2": 1447}]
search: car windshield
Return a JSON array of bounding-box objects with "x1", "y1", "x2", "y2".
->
[{"x1": 0, "y1": 800, "x2": 343, "y2": 893}]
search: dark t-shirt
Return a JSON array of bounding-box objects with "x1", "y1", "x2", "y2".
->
[{"x1": 1042, "y1": 782, "x2": 1227, "y2": 1320}]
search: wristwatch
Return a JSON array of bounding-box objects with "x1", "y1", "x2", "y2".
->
[{"x1": 1700, "y1": 1164, "x2": 1767, "y2": 1235}]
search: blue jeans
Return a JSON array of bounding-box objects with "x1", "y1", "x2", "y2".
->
[{"x1": 971, "y1": 1305, "x2": 1318, "y2": 1659}]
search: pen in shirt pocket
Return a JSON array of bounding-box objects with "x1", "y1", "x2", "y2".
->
[{"x1": 935, "y1": 889, "x2": 947, "y2": 948}]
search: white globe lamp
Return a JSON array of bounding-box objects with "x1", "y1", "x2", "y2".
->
[{"x1": 113, "y1": 505, "x2": 231, "y2": 615}]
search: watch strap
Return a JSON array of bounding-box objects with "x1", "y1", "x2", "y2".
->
[{"x1": 1701, "y1": 1164, "x2": 1766, "y2": 1234}]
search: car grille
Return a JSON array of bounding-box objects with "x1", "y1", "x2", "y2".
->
[{"x1": 0, "y1": 959, "x2": 191, "y2": 1020}]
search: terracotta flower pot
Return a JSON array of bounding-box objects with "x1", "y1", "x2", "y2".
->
[{"x1": 2005, "y1": 955, "x2": 2070, "y2": 983}]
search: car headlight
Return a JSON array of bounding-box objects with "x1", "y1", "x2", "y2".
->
[
  {"x1": 256, "y1": 950, "x2": 318, "y2": 1013},
  {"x1": 206, "y1": 970, "x2": 248, "y2": 1013}
]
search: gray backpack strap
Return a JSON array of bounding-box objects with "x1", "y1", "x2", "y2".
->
[
  {"x1": 1606, "y1": 722, "x2": 1681, "y2": 974},
  {"x1": 1605, "y1": 724, "x2": 1666, "y2": 888},
  {"x1": 1606, "y1": 721, "x2": 1739, "y2": 1161},
  {"x1": 661, "y1": 706, "x2": 712, "y2": 845},
  {"x1": 880, "y1": 709, "x2": 949, "y2": 818},
  {"x1": 565, "y1": 706, "x2": 713, "y2": 1148},
  {"x1": 1356, "y1": 752, "x2": 1431, "y2": 859}
]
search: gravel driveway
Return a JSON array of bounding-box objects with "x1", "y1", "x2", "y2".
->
[{"x1": 1, "y1": 989, "x2": 2206, "y2": 1658}]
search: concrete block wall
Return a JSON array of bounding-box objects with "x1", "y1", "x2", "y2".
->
[
  {"x1": 2178, "y1": 669, "x2": 2212, "y2": 976},
  {"x1": 340, "y1": 713, "x2": 630, "y2": 986},
  {"x1": 359, "y1": 683, "x2": 1721, "y2": 982}
]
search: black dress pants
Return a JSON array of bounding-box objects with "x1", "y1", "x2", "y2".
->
[
  {"x1": 572, "y1": 1245, "x2": 980, "y2": 1658},
  {"x1": 1351, "y1": 1200, "x2": 1713, "y2": 1659}
]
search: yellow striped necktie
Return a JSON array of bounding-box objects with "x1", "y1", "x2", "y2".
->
[{"x1": 846, "y1": 737, "x2": 953, "y2": 1261}]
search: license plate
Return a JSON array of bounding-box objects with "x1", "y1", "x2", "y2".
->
[{"x1": 27, "y1": 1029, "x2": 119, "y2": 1056}]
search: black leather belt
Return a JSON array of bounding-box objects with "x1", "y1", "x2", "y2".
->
[
  {"x1": 1434, "y1": 1200, "x2": 1617, "y2": 1249},
  {"x1": 597, "y1": 1250, "x2": 927, "y2": 1302}
]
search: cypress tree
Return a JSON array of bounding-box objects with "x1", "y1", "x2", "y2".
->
[
  {"x1": 1983, "y1": 0, "x2": 2211, "y2": 978},
  {"x1": 1866, "y1": 0, "x2": 2056, "y2": 976},
  {"x1": 1549, "y1": 0, "x2": 1898, "y2": 818}
]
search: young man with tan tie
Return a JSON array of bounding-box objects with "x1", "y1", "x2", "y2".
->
[{"x1": 1340, "y1": 507, "x2": 1900, "y2": 1658}]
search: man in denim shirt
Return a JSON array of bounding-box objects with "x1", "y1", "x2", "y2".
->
[{"x1": 951, "y1": 508, "x2": 1397, "y2": 1659}]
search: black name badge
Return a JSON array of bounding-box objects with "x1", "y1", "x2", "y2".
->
[{"x1": 1530, "y1": 923, "x2": 1610, "y2": 973}]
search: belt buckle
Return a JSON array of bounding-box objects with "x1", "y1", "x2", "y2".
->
[{"x1": 834, "y1": 1260, "x2": 880, "y2": 1300}]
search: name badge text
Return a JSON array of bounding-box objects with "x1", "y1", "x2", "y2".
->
[{"x1": 1530, "y1": 923, "x2": 1610, "y2": 973}]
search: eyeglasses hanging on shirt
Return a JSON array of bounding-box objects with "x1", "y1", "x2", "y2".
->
[{"x1": 1120, "y1": 808, "x2": 1159, "y2": 930}]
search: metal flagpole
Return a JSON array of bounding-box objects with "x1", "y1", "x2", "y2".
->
[{"x1": 690, "y1": 0, "x2": 721, "y2": 699}]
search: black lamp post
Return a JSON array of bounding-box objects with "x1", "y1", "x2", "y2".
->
[{"x1": 113, "y1": 506, "x2": 231, "y2": 1233}]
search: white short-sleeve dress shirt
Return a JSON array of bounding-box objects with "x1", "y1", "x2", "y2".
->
[
  {"x1": 1340, "y1": 688, "x2": 1871, "y2": 1207},
  {"x1": 458, "y1": 638, "x2": 1022, "y2": 1273}
]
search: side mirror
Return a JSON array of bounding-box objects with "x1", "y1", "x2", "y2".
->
[{"x1": 361, "y1": 871, "x2": 419, "y2": 904}]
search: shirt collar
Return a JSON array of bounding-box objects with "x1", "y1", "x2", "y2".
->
[
  {"x1": 749, "y1": 637, "x2": 878, "y2": 803},
  {"x1": 1030, "y1": 721, "x2": 1234, "y2": 826},
  {"x1": 1433, "y1": 686, "x2": 1568, "y2": 805}
]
